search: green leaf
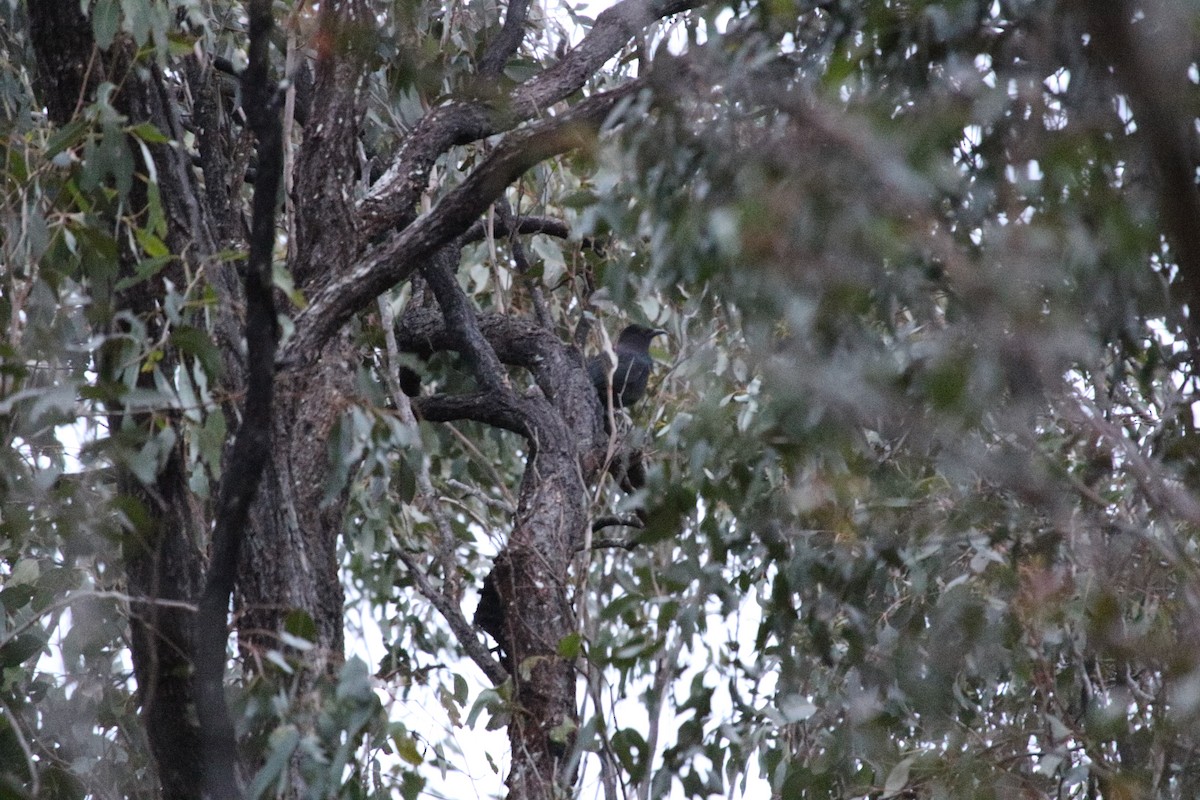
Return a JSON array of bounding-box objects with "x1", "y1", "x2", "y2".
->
[
  {"x1": 394, "y1": 733, "x2": 422, "y2": 766},
  {"x1": 247, "y1": 726, "x2": 300, "y2": 800},
  {"x1": 556, "y1": 632, "x2": 582, "y2": 659},
  {"x1": 881, "y1": 756, "x2": 915, "y2": 799},
  {"x1": 170, "y1": 326, "x2": 223, "y2": 380},
  {"x1": 113, "y1": 254, "x2": 172, "y2": 291},
  {"x1": 134, "y1": 228, "x2": 169, "y2": 258},
  {"x1": 778, "y1": 694, "x2": 817, "y2": 723},
  {"x1": 92, "y1": 0, "x2": 121, "y2": 49},
  {"x1": 466, "y1": 685, "x2": 508, "y2": 729},
  {"x1": 612, "y1": 728, "x2": 648, "y2": 782},
  {"x1": 453, "y1": 672, "x2": 468, "y2": 705},
  {"x1": 120, "y1": 0, "x2": 151, "y2": 46},
  {"x1": 45, "y1": 119, "x2": 89, "y2": 159},
  {"x1": 197, "y1": 409, "x2": 227, "y2": 479},
  {"x1": 336, "y1": 657, "x2": 375, "y2": 704},
  {"x1": 8, "y1": 559, "x2": 40, "y2": 587},
  {"x1": 548, "y1": 717, "x2": 577, "y2": 744},
  {"x1": 399, "y1": 771, "x2": 425, "y2": 800},
  {"x1": 127, "y1": 121, "x2": 168, "y2": 144},
  {"x1": 0, "y1": 631, "x2": 47, "y2": 667},
  {"x1": 0, "y1": 585, "x2": 35, "y2": 613}
]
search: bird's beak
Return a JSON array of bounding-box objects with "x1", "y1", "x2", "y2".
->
[{"x1": 652, "y1": 329, "x2": 668, "y2": 339}]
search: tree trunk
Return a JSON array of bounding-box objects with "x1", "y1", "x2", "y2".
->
[
  {"x1": 29, "y1": 4, "x2": 216, "y2": 795},
  {"x1": 397, "y1": 307, "x2": 610, "y2": 798},
  {"x1": 499, "y1": 440, "x2": 590, "y2": 799},
  {"x1": 236, "y1": 0, "x2": 370, "y2": 674}
]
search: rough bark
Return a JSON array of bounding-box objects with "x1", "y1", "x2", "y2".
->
[
  {"x1": 121, "y1": 452, "x2": 207, "y2": 800},
  {"x1": 498, "y1": 435, "x2": 592, "y2": 799},
  {"x1": 237, "y1": 0, "x2": 372, "y2": 683},
  {"x1": 27, "y1": 0, "x2": 98, "y2": 126},
  {"x1": 1080, "y1": 0, "x2": 1200, "y2": 345},
  {"x1": 396, "y1": 301, "x2": 610, "y2": 798},
  {"x1": 359, "y1": 0, "x2": 706, "y2": 240},
  {"x1": 281, "y1": 82, "x2": 644, "y2": 369},
  {"x1": 28, "y1": 0, "x2": 698, "y2": 795}
]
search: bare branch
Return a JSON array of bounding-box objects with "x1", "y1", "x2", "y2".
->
[
  {"x1": 590, "y1": 515, "x2": 644, "y2": 534},
  {"x1": 477, "y1": 0, "x2": 532, "y2": 78},
  {"x1": 463, "y1": 213, "x2": 571, "y2": 243},
  {"x1": 396, "y1": 549, "x2": 509, "y2": 685},
  {"x1": 281, "y1": 82, "x2": 642, "y2": 368},
  {"x1": 421, "y1": 243, "x2": 515, "y2": 395},
  {"x1": 360, "y1": 0, "x2": 707, "y2": 238},
  {"x1": 462, "y1": 211, "x2": 605, "y2": 255},
  {"x1": 193, "y1": 0, "x2": 281, "y2": 796},
  {"x1": 446, "y1": 478, "x2": 517, "y2": 514},
  {"x1": 413, "y1": 392, "x2": 532, "y2": 436}
]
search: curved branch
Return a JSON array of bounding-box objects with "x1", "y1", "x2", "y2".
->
[
  {"x1": 413, "y1": 392, "x2": 532, "y2": 437},
  {"x1": 395, "y1": 308, "x2": 571, "y2": 390},
  {"x1": 281, "y1": 82, "x2": 643, "y2": 369},
  {"x1": 421, "y1": 244, "x2": 513, "y2": 394},
  {"x1": 477, "y1": 0, "x2": 532, "y2": 78},
  {"x1": 396, "y1": 306, "x2": 609, "y2": 459},
  {"x1": 463, "y1": 213, "x2": 571, "y2": 243},
  {"x1": 360, "y1": 0, "x2": 706, "y2": 238},
  {"x1": 590, "y1": 516, "x2": 644, "y2": 534},
  {"x1": 396, "y1": 549, "x2": 509, "y2": 685}
]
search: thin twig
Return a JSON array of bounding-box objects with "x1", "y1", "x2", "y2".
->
[
  {"x1": 447, "y1": 477, "x2": 516, "y2": 514},
  {"x1": 379, "y1": 295, "x2": 463, "y2": 600},
  {"x1": 395, "y1": 548, "x2": 508, "y2": 685},
  {"x1": 496, "y1": 197, "x2": 553, "y2": 329},
  {"x1": 0, "y1": 698, "x2": 38, "y2": 797}
]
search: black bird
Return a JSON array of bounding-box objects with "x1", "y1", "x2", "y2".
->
[{"x1": 588, "y1": 324, "x2": 668, "y2": 410}]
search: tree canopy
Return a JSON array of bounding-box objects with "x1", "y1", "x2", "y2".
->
[{"x1": 3, "y1": 0, "x2": 1200, "y2": 798}]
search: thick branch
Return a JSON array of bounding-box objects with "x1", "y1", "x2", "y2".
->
[
  {"x1": 413, "y1": 392, "x2": 532, "y2": 436},
  {"x1": 421, "y1": 244, "x2": 514, "y2": 394},
  {"x1": 394, "y1": 308, "x2": 574, "y2": 395},
  {"x1": 193, "y1": 2, "x2": 281, "y2": 797},
  {"x1": 396, "y1": 307, "x2": 610, "y2": 472},
  {"x1": 360, "y1": 0, "x2": 705, "y2": 238},
  {"x1": 477, "y1": 0, "x2": 532, "y2": 77},
  {"x1": 281, "y1": 83, "x2": 642, "y2": 369}
]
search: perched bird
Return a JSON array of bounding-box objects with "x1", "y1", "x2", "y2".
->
[{"x1": 588, "y1": 324, "x2": 668, "y2": 410}]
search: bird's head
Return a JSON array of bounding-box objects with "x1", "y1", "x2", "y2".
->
[{"x1": 616, "y1": 324, "x2": 668, "y2": 350}]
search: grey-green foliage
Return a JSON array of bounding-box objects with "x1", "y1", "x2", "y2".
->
[
  {"x1": 5, "y1": 0, "x2": 1200, "y2": 798},
  {"x1": 0, "y1": 11, "x2": 141, "y2": 796},
  {"x1": 560, "y1": 2, "x2": 1200, "y2": 798},
  {"x1": 330, "y1": 1, "x2": 1200, "y2": 797}
]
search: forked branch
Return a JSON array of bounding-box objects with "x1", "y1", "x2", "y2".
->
[{"x1": 281, "y1": 81, "x2": 644, "y2": 368}]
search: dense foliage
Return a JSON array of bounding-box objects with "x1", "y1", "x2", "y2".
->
[{"x1": 3, "y1": 0, "x2": 1200, "y2": 798}]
